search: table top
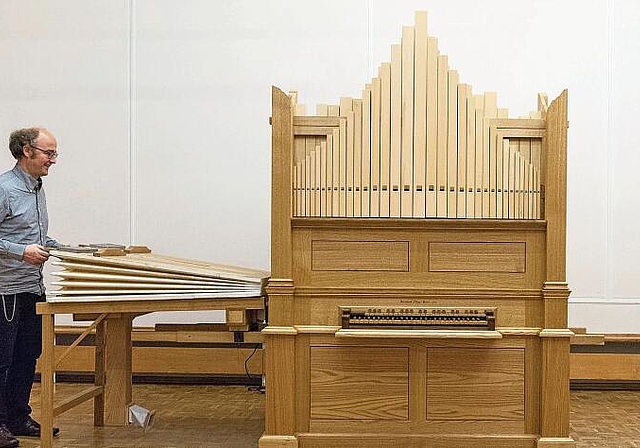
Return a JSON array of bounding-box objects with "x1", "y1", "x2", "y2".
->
[{"x1": 37, "y1": 293, "x2": 266, "y2": 315}]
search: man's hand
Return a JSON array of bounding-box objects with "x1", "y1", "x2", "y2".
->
[{"x1": 23, "y1": 244, "x2": 50, "y2": 265}]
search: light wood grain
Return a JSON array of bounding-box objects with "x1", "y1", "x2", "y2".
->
[
  {"x1": 310, "y1": 346, "x2": 409, "y2": 420},
  {"x1": 267, "y1": 9, "x2": 572, "y2": 448},
  {"x1": 311, "y1": 240, "x2": 409, "y2": 271},
  {"x1": 426, "y1": 347, "x2": 525, "y2": 421}
]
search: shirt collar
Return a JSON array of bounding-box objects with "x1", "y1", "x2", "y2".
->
[{"x1": 12, "y1": 164, "x2": 42, "y2": 192}]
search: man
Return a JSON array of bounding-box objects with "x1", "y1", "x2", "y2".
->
[{"x1": 0, "y1": 128, "x2": 61, "y2": 447}]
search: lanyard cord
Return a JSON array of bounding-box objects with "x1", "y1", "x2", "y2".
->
[{"x1": 1, "y1": 294, "x2": 17, "y2": 322}]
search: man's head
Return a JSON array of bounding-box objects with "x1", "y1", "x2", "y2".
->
[{"x1": 9, "y1": 127, "x2": 58, "y2": 178}]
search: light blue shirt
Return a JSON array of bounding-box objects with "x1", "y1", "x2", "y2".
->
[{"x1": 0, "y1": 164, "x2": 59, "y2": 295}]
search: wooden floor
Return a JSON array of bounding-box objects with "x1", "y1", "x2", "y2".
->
[{"x1": 18, "y1": 384, "x2": 640, "y2": 447}]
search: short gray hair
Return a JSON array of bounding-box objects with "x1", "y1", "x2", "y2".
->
[{"x1": 9, "y1": 128, "x2": 41, "y2": 159}]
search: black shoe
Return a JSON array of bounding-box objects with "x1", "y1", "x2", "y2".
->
[
  {"x1": 0, "y1": 424, "x2": 18, "y2": 448},
  {"x1": 6, "y1": 416, "x2": 59, "y2": 438}
]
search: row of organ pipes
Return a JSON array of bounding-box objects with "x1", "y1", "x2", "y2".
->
[{"x1": 291, "y1": 11, "x2": 545, "y2": 219}]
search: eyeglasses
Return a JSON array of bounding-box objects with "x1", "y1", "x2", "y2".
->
[{"x1": 29, "y1": 144, "x2": 59, "y2": 160}]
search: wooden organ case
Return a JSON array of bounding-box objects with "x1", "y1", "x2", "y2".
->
[{"x1": 262, "y1": 11, "x2": 573, "y2": 448}]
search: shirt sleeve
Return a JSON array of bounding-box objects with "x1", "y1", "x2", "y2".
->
[
  {"x1": 44, "y1": 235, "x2": 61, "y2": 248},
  {"x1": 0, "y1": 186, "x2": 26, "y2": 260}
]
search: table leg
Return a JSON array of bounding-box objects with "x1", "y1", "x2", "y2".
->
[
  {"x1": 40, "y1": 313, "x2": 55, "y2": 448},
  {"x1": 103, "y1": 314, "x2": 133, "y2": 425},
  {"x1": 94, "y1": 318, "x2": 106, "y2": 426}
]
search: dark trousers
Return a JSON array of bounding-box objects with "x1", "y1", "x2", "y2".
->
[{"x1": 0, "y1": 292, "x2": 43, "y2": 425}]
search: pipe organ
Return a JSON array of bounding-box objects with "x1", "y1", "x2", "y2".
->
[{"x1": 262, "y1": 11, "x2": 573, "y2": 448}]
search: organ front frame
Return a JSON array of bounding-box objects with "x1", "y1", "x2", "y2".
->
[{"x1": 262, "y1": 11, "x2": 573, "y2": 448}]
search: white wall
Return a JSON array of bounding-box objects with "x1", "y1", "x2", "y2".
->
[{"x1": 1, "y1": 0, "x2": 638, "y2": 332}]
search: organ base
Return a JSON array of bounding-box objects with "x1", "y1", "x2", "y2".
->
[
  {"x1": 261, "y1": 329, "x2": 574, "y2": 447},
  {"x1": 259, "y1": 217, "x2": 574, "y2": 448}
]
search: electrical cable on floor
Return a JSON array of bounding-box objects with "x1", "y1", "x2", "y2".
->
[{"x1": 244, "y1": 343, "x2": 265, "y2": 393}]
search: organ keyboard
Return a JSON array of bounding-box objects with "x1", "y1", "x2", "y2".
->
[{"x1": 341, "y1": 306, "x2": 496, "y2": 331}]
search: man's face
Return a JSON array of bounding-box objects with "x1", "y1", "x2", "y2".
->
[{"x1": 23, "y1": 131, "x2": 58, "y2": 178}]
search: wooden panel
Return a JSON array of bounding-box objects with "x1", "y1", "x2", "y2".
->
[
  {"x1": 133, "y1": 346, "x2": 263, "y2": 375},
  {"x1": 310, "y1": 346, "x2": 409, "y2": 420},
  {"x1": 570, "y1": 353, "x2": 640, "y2": 380},
  {"x1": 264, "y1": 333, "x2": 296, "y2": 435},
  {"x1": 311, "y1": 240, "x2": 409, "y2": 271},
  {"x1": 298, "y1": 434, "x2": 537, "y2": 448},
  {"x1": 291, "y1": 221, "x2": 546, "y2": 291},
  {"x1": 426, "y1": 347, "x2": 525, "y2": 421},
  {"x1": 429, "y1": 242, "x2": 526, "y2": 272}
]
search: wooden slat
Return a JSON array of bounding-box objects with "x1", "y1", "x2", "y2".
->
[
  {"x1": 331, "y1": 128, "x2": 340, "y2": 216},
  {"x1": 294, "y1": 137, "x2": 305, "y2": 216},
  {"x1": 496, "y1": 129, "x2": 505, "y2": 218},
  {"x1": 370, "y1": 77, "x2": 381, "y2": 217},
  {"x1": 401, "y1": 26, "x2": 415, "y2": 217},
  {"x1": 309, "y1": 145, "x2": 317, "y2": 216},
  {"x1": 456, "y1": 84, "x2": 470, "y2": 217},
  {"x1": 293, "y1": 163, "x2": 300, "y2": 216},
  {"x1": 390, "y1": 45, "x2": 402, "y2": 217},
  {"x1": 447, "y1": 70, "x2": 459, "y2": 217},
  {"x1": 353, "y1": 99, "x2": 363, "y2": 217},
  {"x1": 474, "y1": 95, "x2": 485, "y2": 217},
  {"x1": 531, "y1": 138, "x2": 542, "y2": 218},
  {"x1": 339, "y1": 117, "x2": 347, "y2": 216},
  {"x1": 51, "y1": 261, "x2": 240, "y2": 283},
  {"x1": 55, "y1": 313, "x2": 107, "y2": 369},
  {"x1": 426, "y1": 37, "x2": 438, "y2": 216},
  {"x1": 502, "y1": 138, "x2": 510, "y2": 218},
  {"x1": 466, "y1": 93, "x2": 476, "y2": 217},
  {"x1": 413, "y1": 11, "x2": 428, "y2": 218},
  {"x1": 340, "y1": 99, "x2": 353, "y2": 217},
  {"x1": 435, "y1": 54, "x2": 448, "y2": 217},
  {"x1": 305, "y1": 152, "x2": 312, "y2": 216},
  {"x1": 379, "y1": 63, "x2": 392, "y2": 217},
  {"x1": 483, "y1": 92, "x2": 497, "y2": 217},
  {"x1": 326, "y1": 133, "x2": 334, "y2": 216},
  {"x1": 54, "y1": 386, "x2": 103, "y2": 417},
  {"x1": 293, "y1": 126, "x2": 335, "y2": 136},
  {"x1": 320, "y1": 141, "x2": 327, "y2": 217},
  {"x1": 294, "y1": 116, "x2": 340, "y2": 127},
  {"x1": 570, "y1": 334, "x2": 605, "y2": 345},
  {"x1": 345, "y1": 111, "x2": 355, "y2": 217},
  {"x1": 314, "y1": 143, "x2": 321, "y2": 216},
  {"x1": 49, "y1": 251, "x2": 268, "y2": 282},
  {"x1": 509, "y1": 138, "x2": 517, "y2": 218},
  {"x1": 361, "y1": 85, "x2": 372, "y2": 217},
  {"x1": 51, "y1": 271, "x2": 232, "y2": 286}
]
